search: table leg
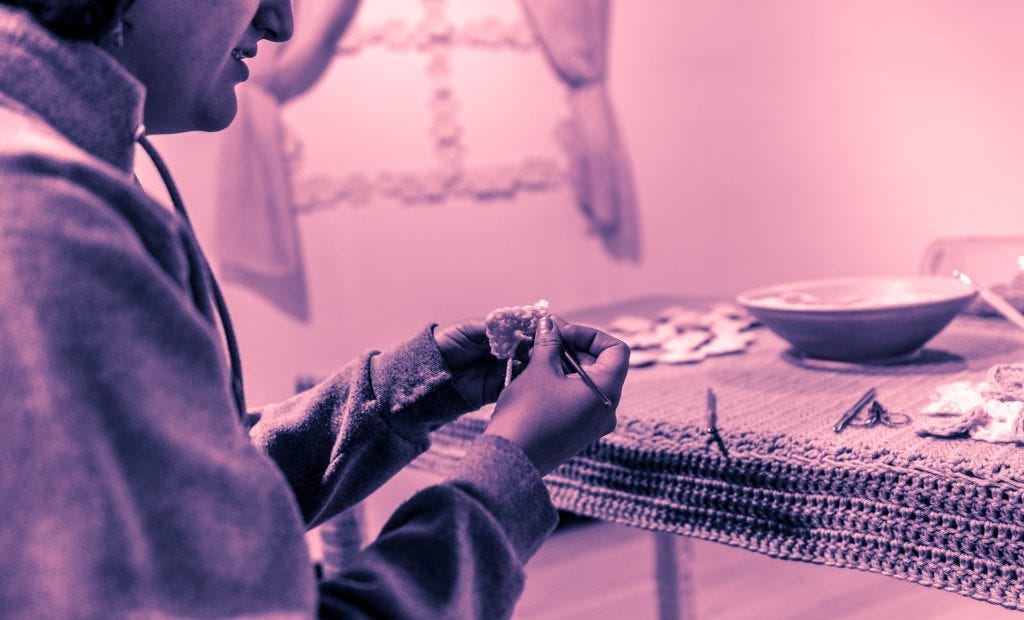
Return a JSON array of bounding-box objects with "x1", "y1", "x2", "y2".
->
[{"x1": 654, "y1": 531, "x2": 697, "y2": 620}]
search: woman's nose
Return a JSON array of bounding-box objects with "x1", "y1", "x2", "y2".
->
[{"x1": 257, "y1": 0, "x2": 294, "y2": 43}]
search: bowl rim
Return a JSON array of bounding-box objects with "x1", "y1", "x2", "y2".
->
[{"x1": 736, "y1": 275, "x2": 976, "y2": 314}]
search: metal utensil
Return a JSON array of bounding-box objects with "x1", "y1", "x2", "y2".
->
[
  {"x1": 705, "y1": 388, "x2": 730, "y2": 458},
  {"x1": 833, "y1": 387, "x2": 877, "y2": 433},
  {"x1": 562, "y1": 346, "x2": 613, "y2": 408},
  {"x1": 844, "y1": 400, "x2": 911, "y2": 429},
  {"x1": 954, "y1": 269, "x2": 1024, "y2": 332}
]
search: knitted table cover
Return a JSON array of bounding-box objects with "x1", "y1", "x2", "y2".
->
[{"x1": 412, "y1": 296, "x2": 1024, "y2": 610}]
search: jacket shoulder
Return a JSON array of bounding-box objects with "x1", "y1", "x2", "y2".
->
[{"x1": 0, "y1": 104, "x2": 191, "y2": 288}]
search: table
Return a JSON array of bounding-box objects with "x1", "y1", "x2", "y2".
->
[{"x1": 412, "y1": 296, "x2": 1024, "y2": 611}]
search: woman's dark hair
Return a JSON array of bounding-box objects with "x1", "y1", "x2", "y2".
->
[{"x1": 3, "y1": 0, "x2": 135, "y2": 42}]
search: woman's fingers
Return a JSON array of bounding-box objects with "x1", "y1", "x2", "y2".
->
[
  {"x1": 551, "y1": 316, "x2": 630, "y2": 377},
  {"x1": 552, "y1": 316, "x2": 624, "y2": 355}
]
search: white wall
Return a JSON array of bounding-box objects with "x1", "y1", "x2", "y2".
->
[{"x1": 139, "y1": 0, "x2": 1024, "y2": 405}]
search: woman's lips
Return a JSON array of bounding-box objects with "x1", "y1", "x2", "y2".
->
[
  {"x1": 233, "y1": 56, "x2": 249, "y2": 82},
  {"x1": 231, "y1": 49, "x2": 253, "y2": 82}
]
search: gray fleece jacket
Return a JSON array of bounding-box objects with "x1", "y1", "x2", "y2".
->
[{"x1": 0, "y1": 7, "x2": 557, "y2": 619}]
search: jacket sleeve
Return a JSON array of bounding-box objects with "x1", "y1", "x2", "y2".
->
[
  {"x1": 245, "y1": 298, "x2": 563, "y2": 619},
  {"x1": 246, "y1": 326, "x2": 481, "y2": 527},
  {"x1": 318, "y1": 434, "x2": 560, "y2": 620}
]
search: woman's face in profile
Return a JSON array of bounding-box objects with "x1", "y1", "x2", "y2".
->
[{"x1": 106, "y1": 0, "x2": 293, "y2": 134}]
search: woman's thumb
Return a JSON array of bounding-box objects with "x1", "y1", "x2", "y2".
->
[{"x1": 530, "y1": 316, "x2": 563, "y2": 370}]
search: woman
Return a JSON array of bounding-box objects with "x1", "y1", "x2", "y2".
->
[{"x1": 0, "y1": 1, "x2": 630, "y2": 618}]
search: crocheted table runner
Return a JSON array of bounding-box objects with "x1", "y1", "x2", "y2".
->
[{"x1": 413, "y1": 295, "x2": 1024, "y2": 610}]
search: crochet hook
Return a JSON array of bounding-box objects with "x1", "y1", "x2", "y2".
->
[
  {"x1": 562, "y1": 346, "x2": 613, "y2": 408},
  {"x1": 705, "y1": 388, "x2": 730, "y2": 459},
  {"x1": 953, "y1": 269, "x2": 1024, "y2": 333}
]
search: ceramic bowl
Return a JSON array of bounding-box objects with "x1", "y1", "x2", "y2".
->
[{"x1": 737, "y1": 276, "x2": 976, "y2": 362}]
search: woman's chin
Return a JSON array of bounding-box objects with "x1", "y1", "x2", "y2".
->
[
  {"x1": 143, "y1": 95, "x2": 237, "y2": 135},
  {"x1": 193, "y1": 94, "x2": 239, "y2": 133}
]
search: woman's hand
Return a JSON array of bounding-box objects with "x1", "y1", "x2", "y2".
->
[
  {"x1": 484, "y1": 316, "x2": 630, "y2": 476},
  {"x1": 434, "y1": 319, "x2": 508, "y2": 411}
]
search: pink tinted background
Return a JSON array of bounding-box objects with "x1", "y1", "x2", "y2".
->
[{"x1": 138, "y1": 0, "x2": 1024, "y2": 404}]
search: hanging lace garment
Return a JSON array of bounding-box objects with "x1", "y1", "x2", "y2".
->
[
  {"x1": 520, "y1": 0, "x2": 641, "y2": 261},
  {"x1": 212, "y1": 0, "x2": 362, "y2": 320}
]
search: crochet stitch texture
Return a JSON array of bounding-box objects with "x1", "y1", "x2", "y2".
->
[{"x1": 415, "y1": 296, "x2": 1024, "y2": 611}]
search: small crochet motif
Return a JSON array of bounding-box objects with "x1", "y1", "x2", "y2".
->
[
  {"x1": 484, "y1": 299, "x2": 550, "y2": 386},
  {"x1": 917, "y1": 364, "x2": 1024, "y2": 442},
  {"x1": 983, "y1": 363, "x2": 1024, "y2": 401},
  {"x1": 604, "y1": 303, "x2": 760, "y2": 368},
  {"x1": 485, "y1": 299, "x2": 550, "y2": 359}
]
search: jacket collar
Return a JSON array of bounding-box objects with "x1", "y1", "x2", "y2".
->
[{"x1": 0, "y1": 6, "x2": 145, "y2": 172}]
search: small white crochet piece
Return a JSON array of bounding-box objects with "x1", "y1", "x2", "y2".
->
[
  {"x1": 606, "y1": 304, "x2": 760, "y2": 367},
  {"x1": 971, "y1": 400, "x2": 1024, "y2": 443},
  {"x1": 485, "y1": 299, "x2": 551, "y2": 386},
  {"x1": 917, "y1": 378, "x2": 1024, "y2": 441}
]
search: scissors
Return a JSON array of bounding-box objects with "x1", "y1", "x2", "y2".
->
[
  {"x1": 833, "y1": 387, "x2": 911, "y2": 432},
  {"x1": 848, "y1": 400, "x2": 912, "y2": 429}
]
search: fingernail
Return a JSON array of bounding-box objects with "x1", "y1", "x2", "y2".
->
[{"x1": 538, "y1": 316, "x2": 552, "y2": 332}]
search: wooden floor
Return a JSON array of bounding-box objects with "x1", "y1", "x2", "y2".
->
[
  {"x1": 359, "y1": 469, "x2": 1019, "y2": 620},
  {"x1": 515, "y1": 519, "x2": 1020, "y2": 620}
]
